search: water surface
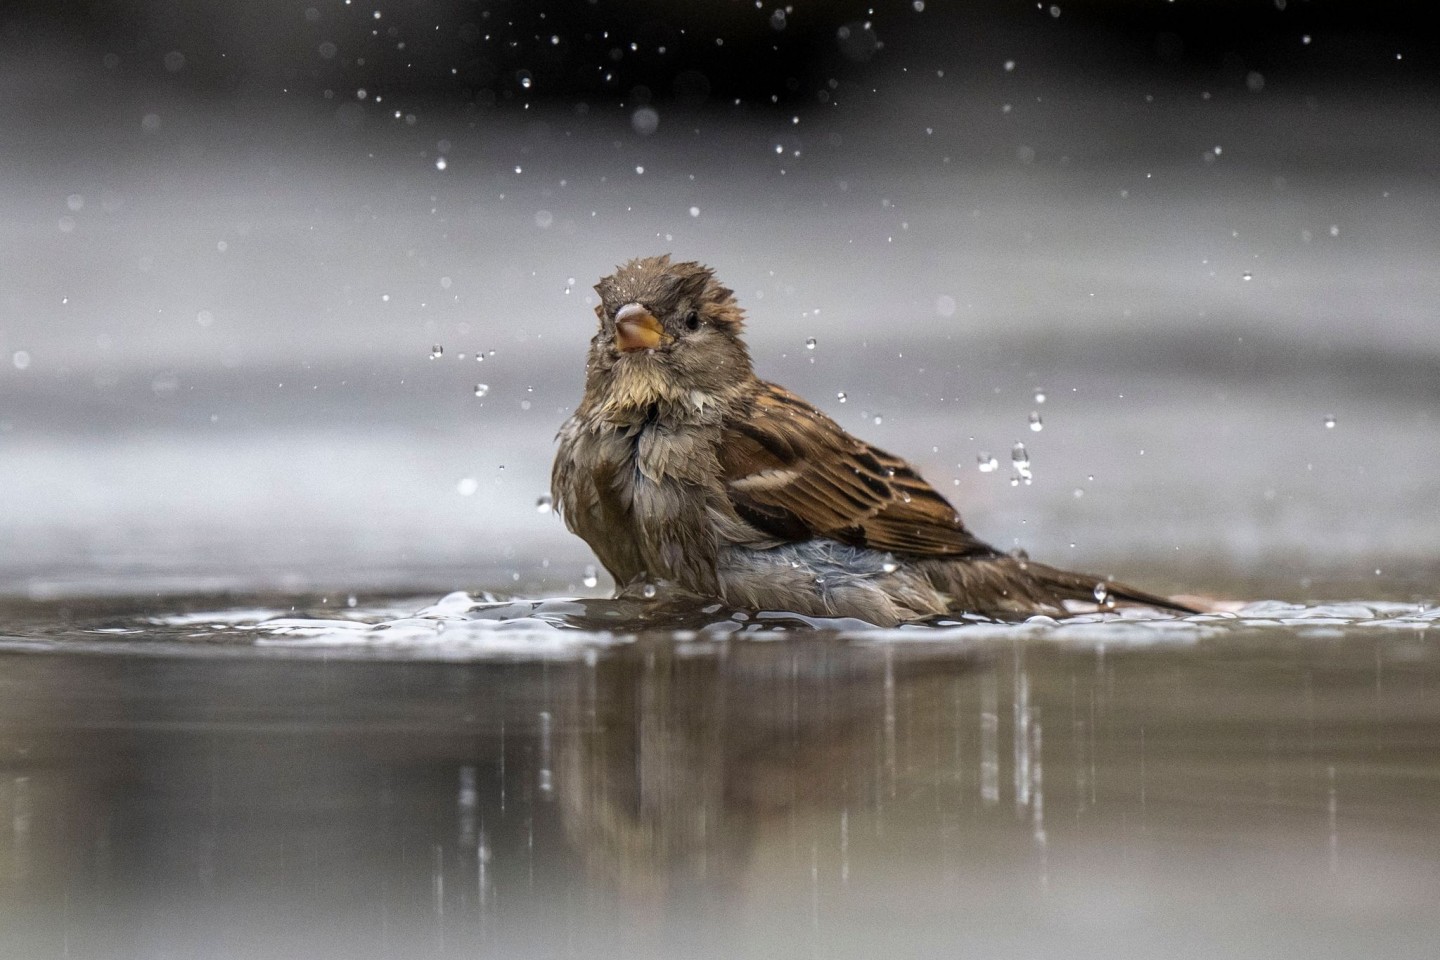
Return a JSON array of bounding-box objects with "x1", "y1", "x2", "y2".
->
[{"x1": 2, "y1": 595, "x2": 1437, "y2": 959}]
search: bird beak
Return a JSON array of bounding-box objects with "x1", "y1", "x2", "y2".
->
[{"x1": 614, "y1": 302, "x2": 667, "y2": 352}]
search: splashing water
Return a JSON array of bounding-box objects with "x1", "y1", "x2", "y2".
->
[
  {"x1": 1011, "y1": 442, "x2": 1033, "y2": 486},
  {"x1": 3, "y1": 594, "x2": 1435, "y2": 664}
]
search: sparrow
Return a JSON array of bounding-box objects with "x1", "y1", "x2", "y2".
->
[{"x1": 551, "y1": 255, "x2": 1198, "y2": 627}]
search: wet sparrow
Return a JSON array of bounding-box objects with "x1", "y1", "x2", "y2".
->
[{"x1": 551, "y1": 255, "x2": 1197, "y2": 626}]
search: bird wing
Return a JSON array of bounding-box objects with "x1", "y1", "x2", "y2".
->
[{"x1": 717, "y1": 382, "x2": 997, "y2": 558}]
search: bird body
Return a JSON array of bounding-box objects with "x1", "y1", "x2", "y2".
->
[{"x1": 552, "y1": 256, "x2": 1195, "y2": 626}]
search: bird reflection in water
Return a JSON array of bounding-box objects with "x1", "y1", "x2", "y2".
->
[{"x1": 547, "y1": 640, "x2": 1050, "y2": 905}]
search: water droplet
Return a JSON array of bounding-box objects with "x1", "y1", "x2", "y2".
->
[
  {"x1": 977, "y1": 453, "x2": 998, "y2": 473},
  {"x1": 1093, "y1": 582, "x2": 1110, "y2": 605},
  {"x1": 1033, "y1": 388, "x2": 1046, "y2": 404},
  {"x1": 641, "y1": 583, "x2": 657, "y2": 599},
  {"x1": 582, "y1": 565, "x2": 599, "y2": 588},
  {"x1": 429, "y1": 345, "x2": 443, "y2": 359},
  {"x1": 473, "y1": 383, "x2": 489, "y2": 397},
  {"x1": 872, "y1": 414, "x2": 883, "y2": 425},
  {"x1": 456, "y1": 477, "x2": 478, "y2": 496},
  {"x1": 1242, "y1": 271, "x2": 1253, "y2": 282},
  {"x1": 836, "y1": 391, "x2": 847, "y2": 403},
  {"x1": 1324, "y1": 414, "x2": 1336, "y2": 429},
  {"x1": 535, "y1": 494, "x2": 552, "y2": 513},
  {"x1": 435, "y1": 157, "x2": 447, "y2": 171},
  {"x1": 12, "y1": 350, "x2": 32, "y2": 371},
  {"x1": 805, "y1": 337, "x2": 816, "y2": 350},
  {"x1": 630, "y1": 106, "x2": 659, "y2": 136},
  {"x1": 1028, "y1": 411, "x2": 1043, "y2": 432},
  {"x1": 688, "y1": 206, "x2": 700, "y2": 217},
  {"x1": 1010, "y1": 442, "x2": 1032, "y2": 485},
  {"x1": 882, "y1": 560, "x2": 899, "y2": 573}
]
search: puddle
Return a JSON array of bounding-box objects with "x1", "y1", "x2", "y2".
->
[{"x1": 2, "y1": 591, "x2": 1439, "y2": 960}]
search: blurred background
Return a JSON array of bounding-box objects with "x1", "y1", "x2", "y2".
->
[{"x1": 2, "y1": 0, "x2": 1438, "y2": 601}]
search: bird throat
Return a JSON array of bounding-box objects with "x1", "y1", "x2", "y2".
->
[{"x1": 596, "y1": 356, "x2": 700, "y2": 425}]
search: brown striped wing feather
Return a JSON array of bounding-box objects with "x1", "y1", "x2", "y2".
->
[{"x1": 718, "y1": 383, "x2": 997, "y2": 558}]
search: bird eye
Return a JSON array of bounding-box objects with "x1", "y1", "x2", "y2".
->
[{"x1": 685, "y1": 310, "x2": 701, "y2": 331}]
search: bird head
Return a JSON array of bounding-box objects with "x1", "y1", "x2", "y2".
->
[{"x1": 585, "y1": 255, "x2": 751, "y2": 415}]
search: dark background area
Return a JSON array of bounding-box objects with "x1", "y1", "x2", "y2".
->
[{"x1": 3, "y1": 0, "x2": 1433, "y2": 108}]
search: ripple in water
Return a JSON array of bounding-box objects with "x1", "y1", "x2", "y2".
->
[{"x1": 1, "y1": 593, "x2": 1434, "y2": 662}]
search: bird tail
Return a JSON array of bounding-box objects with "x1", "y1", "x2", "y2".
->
[{"x1": 1020, "y1": 559, "x2": 1203, "y2": 616}]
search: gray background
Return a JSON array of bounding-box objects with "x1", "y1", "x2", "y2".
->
[{"x1": 2, "y1": 1, "x2": 1437, "y2": 600}]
